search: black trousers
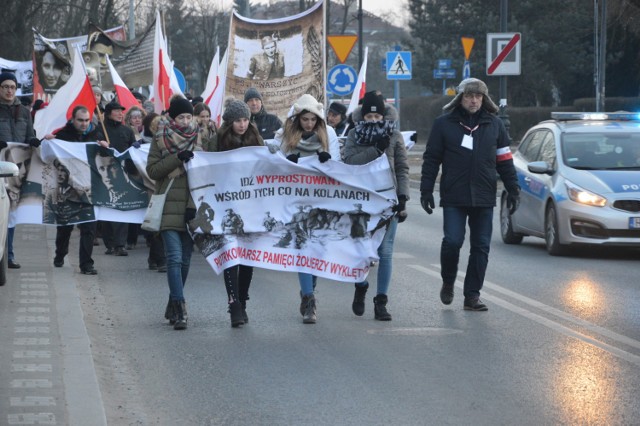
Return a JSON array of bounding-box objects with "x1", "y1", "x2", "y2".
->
[
  {"x1": 102, "y1": 221, "x2": 127, "y2": 249},
  {"x1": 55, "y1": 222, "x2": 97, "y2": 270}
]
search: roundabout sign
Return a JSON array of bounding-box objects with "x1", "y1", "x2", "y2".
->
[{"x1": 327, "y1": 64, "x2": 357, "y2": 96}]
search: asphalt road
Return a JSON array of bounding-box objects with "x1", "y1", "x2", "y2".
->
[{"x1": 2, "y1": 179, "x2": 640, "y2": 425}]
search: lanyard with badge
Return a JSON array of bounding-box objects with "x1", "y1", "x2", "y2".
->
[{"x1": 459, "y1": 122, "x2": 478, "y2": 150}]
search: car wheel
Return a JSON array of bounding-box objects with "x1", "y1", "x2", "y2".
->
[
  {"x1": 0, "y1": 238, "x2": 6, "y2": 286},
  {"x1": 545, "y1": 204, "x2": 567, "y2": 256},
  {"x1": 500, "y1": 193, "x2": 523, "y2": 244}
]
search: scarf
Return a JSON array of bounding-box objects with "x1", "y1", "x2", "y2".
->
[
  {"x1": 354, "y1": 120, "x2": 396, "y2": 145},
  {"x1": 293, "y1": 132, "x2": 323, "y2": 157},
  {"x1": 157, "y1": 117, "x2": 198, "y2": 153}
]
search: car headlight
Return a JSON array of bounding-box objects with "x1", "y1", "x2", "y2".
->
[{"x1": 565, "y1": 181, "x2": 607, "y2": 207}]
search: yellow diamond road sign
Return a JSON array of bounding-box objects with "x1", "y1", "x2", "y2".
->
[{"x1": 327, "y1": 35, "x2": 358, "y2": 64}]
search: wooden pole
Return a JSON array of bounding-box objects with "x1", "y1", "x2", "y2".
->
[{"x1": 95, "y1": 107, "x2": 111, "y2": 146}]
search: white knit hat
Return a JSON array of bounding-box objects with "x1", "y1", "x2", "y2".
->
[{"x1": 292, "y1": 94, "x2": 324, "y2": 119}]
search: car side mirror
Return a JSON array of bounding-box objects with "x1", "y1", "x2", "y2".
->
[
  {"x1": 527, "y1": 161, "x2": 554, "y2": 175},
  {"x1": 0, "y1": 161, "x2": 19, "y2": 178}
]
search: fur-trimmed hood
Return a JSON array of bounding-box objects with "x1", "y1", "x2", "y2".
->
[{"x1": 443, "y1": 78, "x2": 499, "y2": 114}]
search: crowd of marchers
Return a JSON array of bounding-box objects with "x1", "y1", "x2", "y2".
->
[{"x1": 0, "y1": 68, "x2": 519, "y2": 329}]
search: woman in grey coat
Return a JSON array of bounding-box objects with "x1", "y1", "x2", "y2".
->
[{"x1": 342, "y1": 91, "x2": 410, "y2": 321}]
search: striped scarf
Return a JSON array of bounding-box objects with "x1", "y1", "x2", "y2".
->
[
  {"x1": 354, "y1": 120, "x2": 396, "y2": 145},
  {"x1": 157, "y1": 117, "x2": 198, "y2": 153}
]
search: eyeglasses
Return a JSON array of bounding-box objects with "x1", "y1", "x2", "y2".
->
[{"x1": 1, "y1": 85, "x2": 17, "y2": 91}]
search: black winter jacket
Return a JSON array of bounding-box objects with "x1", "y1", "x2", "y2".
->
[
  {"x1": 420, "y1": 106, "x2": 519, "y2": 207},
  {"x1": 104, "y1": 118, "x2": 136, "y2": 152},
  {"x1": 54, "y1": 121, "x2": 104, "y2": 142},
  {"x1": 251, "y1": 108, "x2": 282, "y2": 140}
]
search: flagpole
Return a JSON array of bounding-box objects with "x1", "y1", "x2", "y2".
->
[{"x1": 95, "y1": 107, "x2": 111, "y2": 146}]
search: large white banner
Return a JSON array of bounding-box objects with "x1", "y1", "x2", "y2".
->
[
  {"x1": 186, "y1": 148, "x2": 396, "y2": 282},
  {"x1": 2, "y1": 140, "x2": 150, "y2": 226}
]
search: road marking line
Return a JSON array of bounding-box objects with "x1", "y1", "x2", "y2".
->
[
  {"x1": 10, "y1": 379, "x2": 53, "y2": 389},
  {"x1": 7, "y1": 413, "x2": 56, "y2": 424},
  {"x1": 20, "y1": 283, "x2": 49, "y2": 288},
  {"x1": 15, "y1": 327, "x2": 50, "y2": 333},
  {"x1": 11, "y1": 364, "x2": 53, "y2": 373},
  {"x1": 409, "y1": 264, "x2": 640, "y2": 367},
  {"x1": 19, "y1": 291, "x2": 48, "y2": 297},
  {"x1": 10, "y1": 396, "x2": 56, "y2": 407},
  {"x1": 13, "y1": 351, "x2": 51, "y2": 359},
  {"x1": 19, "y1": 299, "x2": 50, "y2": 304},
  {"x1": 17, "y1": 307, "x2": 50, "y2": 313},
  {"x1": 14, "y1": 338, "x2": 50, "y2": 345},
  {"x1": 16, "y1": 316, "x2": 50, "y2": 324}
]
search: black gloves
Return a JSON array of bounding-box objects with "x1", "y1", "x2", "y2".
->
[
  {"x1": 317, "y1": 150, "x2": 331, "y2": 163},
  {"x1": 185, "y1": 208, "x2": 196, "y2": 223},
  {"x1": 506, "y1": 190, "x2": 520, "y2": 215},
  {"x1": 286, "y1": 153, "x2": 300, "y2": 163},
  {"x1": 132, "y1": 140, "x2": 141, "y2": 149},
  {"x1": 28, "y1": 137, "x2": 41, "y2": 148},
  {"x1": 393, "y1": 194, "x2": 408, "y2": 223},
  {"x1": 123, "y1": 159, "x2": 137, "y2": 175},
  {"x1": 420, "y1": 192, "x2": 435, "y2": 214},
  {"x1": 177, "y1": 150, "x2": 194, "y2": 163},
  {"x1": 373, "y1": 134, "x2": 390, "y2": 153},
  {"x1": 410, "y1": 132, "x2": 417, "y2": 142},
  {"x1": 0, "y1": 140, "x2": 7, "y2": 150}
]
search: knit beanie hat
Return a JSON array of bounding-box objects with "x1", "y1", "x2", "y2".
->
[
  {"x1": 222, "y1": 99, "x2": 251, "y2": 123},
  {"x1": 292, "y1": 94, "x2": 324, "y2": 118},
  {"x1": 361, "y1": 91, "x2": 385, "y2": 116},
  {"x1": 244, "y1": 87, "x2": 263, "y2": 103},
  {"x1": 0, "y1": 72, "x2": 17, "y2": 86},
  {"x1": 168, "y1": 97, "x2": 194, "y2": 119},
  {"x1": 443, "y1": 78, "x2": 499, "y2": 113}
]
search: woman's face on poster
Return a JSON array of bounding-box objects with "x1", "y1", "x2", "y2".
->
[{"x1": 41, "y1": 51, "x2": 62, "y2": 88}]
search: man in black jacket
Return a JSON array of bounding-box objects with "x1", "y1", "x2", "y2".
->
[
  {"x1": 101, "y1": 101, "x2": 136, "y2": 256},
  {"x1": 51, "y1": 105, "x2": 106, "y2": 274},
  {"x1": 420, "y1": 78, "x2": 520, "y2": 311},
  {"x1": 0, "y1": 71, "x2": 39, "y2": 269},
  {"x1": 244, "y1": 87, "x2": 282, "y2": 140}
]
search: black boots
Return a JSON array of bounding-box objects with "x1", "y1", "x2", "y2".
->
[
  {"x1": 301, "y1": 294, "x2": 317, "y2": 324},
  {"x1": 352, "y1": 284, "x2": 369, "y2": 316},
  {"x1": 229, "y1": 302, "x2": 244, "y2": 328},
  {"x1": 240, "y1": 301, "x2": 249, "y2": 324},
  {"x1": 171, "y1": 300, "x2": 187, "y2": 330},
  {"x1": 164, "y1": 299, "x2": 175, "y2": 325},
  {"x1": 373, "y1": 295, "x2": 392, "y2": 321}
]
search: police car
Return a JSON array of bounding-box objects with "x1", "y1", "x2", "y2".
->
[{"x1": 500, "y1": 112, "x2": 640, "y2": 255}]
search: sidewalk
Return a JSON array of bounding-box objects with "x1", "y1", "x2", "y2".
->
[{"x1": 0, "y1": 224, "x2": 107, "y2": 426}]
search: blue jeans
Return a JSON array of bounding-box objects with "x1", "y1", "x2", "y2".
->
[
  {"x1": 7, "y1": 226, "x2": 15, "y2": 262},
  {"x1": 356, "y1": 217, "x2": 398, "y2": 296},
  {"x1": 298, "y1": 273, "x2": 318, "y2": 296},
  {"x1": 161, "y1": 230, "x2": 193, "y2": 302},
  {"x1": 440, "y1": 207, "x2": 493, "y2": 299}
]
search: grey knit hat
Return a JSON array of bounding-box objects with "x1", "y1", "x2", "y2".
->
[
  {"x1": 443, "y1": 78, "x2": 499, "y2": 113},
  {"x1": 222, "y1": 99, "x2": 251, "y2": 123},
  {"x1": 243, "y1": 87, "x2": 262, "y2": 103}
]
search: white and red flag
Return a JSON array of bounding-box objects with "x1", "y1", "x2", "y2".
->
[
  {"x1": 34, "y1": 46, "x2": 96, "y2": 138},
  {"x1": 344, "y1": 46, "x2": 369, "y2": 134},
  {"x1": 201, "y1": 47, "x2": 220, "y2": 106},
  {"x1": 207, "y1": 49, "x2": 228, "y2": 126},
  {"x1": 152, "y1": 10, "x2": 183, "y2": 113},
  {"x1": 106, "y1": 55, "x2": 139, "y2": 113}
]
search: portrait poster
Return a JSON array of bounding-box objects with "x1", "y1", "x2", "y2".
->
[
  {"x1": 86, "y1": 21, "x2": 156, "y2": 91},
  {"x1": 186, "y1": 147, "x2": 396, "y2": 282},
  {"x1": 225, "y1": 0, "x2": 325, "y2": 120},
  {"x1": 0, "y1": 58, "x2": 35, "y2": 96},
  {"x1": 32, "y1": 26, "x2": 126, "y2": 103}
]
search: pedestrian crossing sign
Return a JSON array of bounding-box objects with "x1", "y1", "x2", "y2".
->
[{"x1": 386, "y1": 51, "x2": 412, "y2": 80}]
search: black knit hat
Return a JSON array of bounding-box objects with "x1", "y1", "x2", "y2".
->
[
  {"x1": 328, "y1": 102, "x2": 347, "y2": 117},
  {"x1": 222, "y1": 99, "x2": 251, "y2": 123},
  {"x1": 361, "y1": 91, "x2": 385, "y2": 116},
  {"x1": 0, "y1": 72, "x2": 17, "y2": 87},
  {"x1": 244, "y1": 87, "x2": 262, "y2": 103},
  {"x1": 168, "y1": 97, "x2": 194, "y2": 119}
]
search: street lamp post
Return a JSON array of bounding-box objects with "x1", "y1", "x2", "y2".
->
[{"x1": 499, "y1": 0, "x2": 511, "y2": 139}]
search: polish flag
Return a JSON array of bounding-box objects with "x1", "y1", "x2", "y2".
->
[
  {"x1": 344, "y1": 46, "x2": 369, "y2": 135},
  {"x1": 34, "y1": 46, "x2": 97, "y2": 138},
  {"x1": 153, "y1": 10, "x2": 183, "y2": 113},
  {"x1": 201, "y1": 47, "x2": 220, "y2": 106},
  {"x1": 106, "y1": 55, "x2": 139, "y2": 113},
  {"x1": 208, "y1": 49, "x2": 228, "y2": 126}
]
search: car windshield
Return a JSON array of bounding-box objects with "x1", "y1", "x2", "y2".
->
[{"x1": 562, "y1": 133, "x2": 640, "y2": 170}]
